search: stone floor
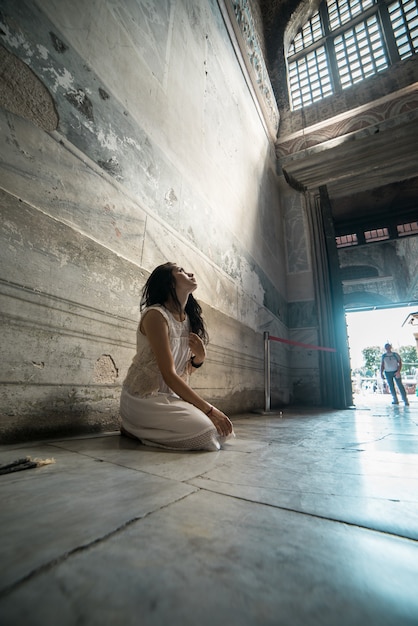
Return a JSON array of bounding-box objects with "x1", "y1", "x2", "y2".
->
[{"x1": 1, "y1": 393, "x2": 418, "y2": 626}]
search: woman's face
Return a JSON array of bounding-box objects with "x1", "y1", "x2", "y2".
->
[{"x1": 172, "y1": 266, "x2": 197, "y2": 292}]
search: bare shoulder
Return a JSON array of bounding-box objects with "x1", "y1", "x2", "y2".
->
[{"x1": 140, "y1": 307, "x2": 169, "y2": 335}]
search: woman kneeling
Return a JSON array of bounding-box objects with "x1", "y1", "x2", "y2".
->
[{"x1": 120, "y1": 262, "x2": 234, "y2": 451}]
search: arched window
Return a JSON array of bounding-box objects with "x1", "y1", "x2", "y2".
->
[{"x1": 287, "y1": 0, "x2": 418, "y2": 110}]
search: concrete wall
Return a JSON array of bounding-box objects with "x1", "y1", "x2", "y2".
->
[{"x1": 0, "y1": 0, "x2": 302, "y2": 442}]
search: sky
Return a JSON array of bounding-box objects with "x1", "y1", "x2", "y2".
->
[{"x1": 346, "y1": 305, "x2": 418, "y2": 369}]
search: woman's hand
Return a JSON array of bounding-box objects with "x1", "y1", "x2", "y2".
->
[
  {"x1": 189, "y1": 332, "x2": 206, "y2": 364},
  {"x1": 207, "y1": 406, "x2": 234, "y2": 438}
]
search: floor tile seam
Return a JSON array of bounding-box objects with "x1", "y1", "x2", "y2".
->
[
  {"x1": 0, "y1": 488, "x2": 198, "y2": 600},
  {"x1": 193, "y1": 464, "x2": 418, "y2": 483},
  {"x1": 0, "y1": 432, "x2": 122, "y2": 452},
  {"x1": 191, "y1": 484, "x2": 418, "y2": 544},
  {"x1": 43, "y1": 446, "x2": 247, "y2": 479},
  {"x1": 53, "y1": 451, "x2": 242, "y2": 480},
  {"x1": 29, "y1": 446, "x2": 166, "y2": 475},
  {"x1": 187, "y1": 476, "x2": 418, "y2": 504},
  {"x1": 350, "y1": 432, "x2": 418, "y2": 444}
]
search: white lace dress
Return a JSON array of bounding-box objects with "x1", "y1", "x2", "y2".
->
[{"x1": 120, "y1": 305, "x2": 225, "y2": 451}]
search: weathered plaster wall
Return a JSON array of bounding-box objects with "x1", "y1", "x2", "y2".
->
[{"x1": 0, "y1": 0, "x2": 300, "y2": 441}]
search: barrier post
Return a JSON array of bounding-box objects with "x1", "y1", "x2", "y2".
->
[{"x1": 264, "y1": 331, "x2": 271, "y2": 412}]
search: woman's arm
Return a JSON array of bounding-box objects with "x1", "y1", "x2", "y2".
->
[
  {"x1": 142, "y1": 310, "x2": 232, "y2": 436},
  {"x1": 188, "y1": 332, "x2": 206, "y2": 369}
]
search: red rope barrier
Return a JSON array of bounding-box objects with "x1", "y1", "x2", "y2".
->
[{"x1": 268, "y1": 335, "x2": 337, "y2": 353}]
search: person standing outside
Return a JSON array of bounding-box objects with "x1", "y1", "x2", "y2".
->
[{"x1": 380, "y1": 343, "x2": 409, "y2": 406}]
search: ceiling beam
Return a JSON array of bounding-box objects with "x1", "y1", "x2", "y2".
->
[{"x1": 280, "y1": 118, "x2": 418, "y2": 199}]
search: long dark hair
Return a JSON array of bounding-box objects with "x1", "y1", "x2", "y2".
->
[{"x1": 141, "y1": 262, "x2": 208, "y2": 344}]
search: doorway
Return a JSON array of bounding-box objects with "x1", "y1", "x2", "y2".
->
[{"x1": 345, "y1": 305, "x2": 418, "y2": 405}]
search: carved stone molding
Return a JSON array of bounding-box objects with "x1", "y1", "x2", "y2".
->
[
  {"x1": 218, "y1": 0, "x2": 279, "y2": 137},
  {"x1": 276, "y1": 83, "x2": 418, "y2": 159},
  {"x1": 275, "y1": 83, "x2": 418, "y2": 198}
]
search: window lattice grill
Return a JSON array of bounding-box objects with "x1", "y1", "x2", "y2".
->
[
  {"x1": 286, "y1": 0, "x2": 418, "y2": 110},
  {"x1": 288, "y1": 11, "x2": 323, "y2": 56},
  {"x1": 336, "y1": 233, "x2": 358, "y2": 247},
  {"x1": 364, "y1": 227, "x2": 390, "y2": 241},
  {"x1": 397, "y1": 221, "x2": 418, "y2": 235},
  {"x1": 389, "y1": 0, "x2": 418, "y2": 59},
  {"x1": 334, "y1": 15, "x2": 388, "y2": 88},
  {"x1": 337, "y1": 222, "x2": 418, "y2": 247},
  {"x1": 327, "y1": 0, "x2": 375, "y2": 30},
  {"x1": 288, "y1": 46, "x2": 333, "y2": 108}
]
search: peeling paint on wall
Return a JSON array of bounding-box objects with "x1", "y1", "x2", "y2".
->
[
  {"x1": 49, "y1": 31, "x2": 68, "y2": 54},
  {"x1": 93, "y1": 354, "x2": 118, "y2": 384},
  {"x1": 65, "y1": 87, "x2": 94, "y2": 121}
]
